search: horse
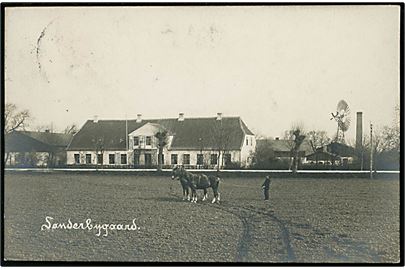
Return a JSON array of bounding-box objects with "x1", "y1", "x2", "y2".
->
[
  {"x1": 171, "y1": 166, "x2": 192, "y2": 200},
  {"x1": 172, "y1": 166, "x2": 221, "y2": 203},
  {"x1": 180, "y1": 177, "x2": 191, "y2": 201}
]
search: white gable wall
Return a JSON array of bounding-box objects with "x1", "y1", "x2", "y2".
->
[{"x1": 241, "y1": 135, "x2": 256, "y2": 167}]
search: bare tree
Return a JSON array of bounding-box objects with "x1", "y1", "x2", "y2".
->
[
  {"x1": 358, "y1": 106, "x2": 400, "y2": 170},
  {"x1": 252, "y1": 138, "x2": 276, "y2": 169},
  {"x1": 4, "y1": 103, "x2": 31, "y2": 165},
  {"x1": 355, "y1": 120, "x2": 400, "y2": 171},
  {"x1": 5, "y1": 103, "x2": 31, "y2": 133},
  {"x1": 379, "y1": 126, "x2": 400, "y2": 152},
  {"x1": 64, "y1": 124, "x2": 78, "y2": 134},
  {"x1": 375, "y1": 105, "x2": 400, "y2": 153},
  {"x1": 307, "y1": 130, "x2": 331, "y2": 164},
  {"x1": 283, "y1": 130, "x2": 295, "y2": 170},
  {"x1": 211, "y1": 120, "x2": 234, "y2": 171},
  {"x1": 307, "y1": 130, "x2": 330, "y2": 152},
  {"x1": 377, "y1": 105, "x2": 400, "y2": 153},
  {"x1": 155, "y1": 130, "x2": 168, "y2": 171},
  {"x1": 284, "y1": 124, "x2": 306, "y2": 173},
  {"x1": 92, "y1": 137, "x2": 105, "y2": 168}
]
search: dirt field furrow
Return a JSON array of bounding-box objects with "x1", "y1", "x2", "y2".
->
[{"x1": 4, "y1": 172, "x2": 400, "y2": 263}]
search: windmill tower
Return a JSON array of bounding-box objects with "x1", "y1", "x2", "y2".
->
[{"x1": 330, "y1": 100, "x2": 351, "y2": 144}]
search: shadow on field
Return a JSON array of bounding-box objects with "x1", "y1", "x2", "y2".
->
[{"x1": 135, "y1": 196, "x2": 182, "y2": 202}]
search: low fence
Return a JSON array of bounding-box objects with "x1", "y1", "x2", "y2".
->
[{"x1": 4, "y1": 168, "x2": 400, "y2": 179}]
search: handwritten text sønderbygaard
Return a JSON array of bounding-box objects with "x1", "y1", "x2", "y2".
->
[{"x1": 41, "y1": 216, "x2": 140, "y2": 237}]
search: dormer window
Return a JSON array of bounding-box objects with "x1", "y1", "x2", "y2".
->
[
  {"x1": 146, "y1": 136, "x2": 152, "y2": 146},
  {"x1": 134, "y1": 137, "x2": 139, "y2": 146}
]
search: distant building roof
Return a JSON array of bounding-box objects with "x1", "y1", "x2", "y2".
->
[
  {"x1": 305, "y1": 142, "x2": 357, "y2": 160},
  {"x1": 19, "y1": 131, "x2": 73, "y2": 147},
  {"x1": 256, "y1": 139, "x2": 314, "y2": 154},
  {"x1": 306, "y1": 151, "x2": 339, "y2": 161},
  {"x1": 67, "y1": 117, "x2": 254, "y2": 151},
  {"x1": 327, "y1": 142, "x2": 357, "y2": 157},
  {"x1": 5, "y1": 131, "x2": 73, "y2": 153}
]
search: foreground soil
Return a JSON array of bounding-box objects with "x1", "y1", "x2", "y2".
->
[{"x1": 4, "y1": 172, "x2": 400, "y2": 263}]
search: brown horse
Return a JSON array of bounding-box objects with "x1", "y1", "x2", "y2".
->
[
  {"x1": 172, "y1": 166, "x2": 220, "y2": 203},
  {"x1": 171, "y1": 166, "x2": 202, "y2": 201}
]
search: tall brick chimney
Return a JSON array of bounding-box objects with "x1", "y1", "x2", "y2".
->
[{"x1": 356, "y1": 112, "x2": 363, "y2": 149}]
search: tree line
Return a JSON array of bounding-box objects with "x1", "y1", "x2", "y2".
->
[
  {"x1": 252, "y1": 106, "x2": 400, "y2": 171},
  {"x1": 5, "y1": 102, "x2": 78, "y2": 135}
]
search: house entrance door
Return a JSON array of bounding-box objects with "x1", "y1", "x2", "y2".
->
[
  {"x1": 144, "y1": 153, "x2": 152, "y2": 167},
  {"x1": 134, "y1": 154, "x2": 140, "y2": 167}
]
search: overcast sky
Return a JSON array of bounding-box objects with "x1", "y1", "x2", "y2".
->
[{"x1": 5, "y1": 5, "x2": 400, "y2": 140}]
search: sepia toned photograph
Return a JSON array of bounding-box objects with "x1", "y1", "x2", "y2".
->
[{"x1": 2, "y1": 3, "x2": 402, "y2": 265}]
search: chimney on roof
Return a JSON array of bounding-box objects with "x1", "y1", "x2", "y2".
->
[
  {"x1": 93, "y1": 115, "x2": 98, "y2": 123},
  {"x1": 216, "y1": 112, "x2": 222, "y2": 120},
  {"x1": 178, "y1": 112, "x2": 184, "y2": 121},
  {"x1": 136, "y1": 114, "x2": 142, "y2": 123}
]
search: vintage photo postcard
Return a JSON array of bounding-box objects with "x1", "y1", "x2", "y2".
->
[{"x1": 2, "y1": 3, "x2": 402, "y2": 265}]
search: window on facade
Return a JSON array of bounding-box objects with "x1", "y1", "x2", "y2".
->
[
  {"x1": 183, "y1": 154, "x2": 190, "y2": 165},
  {"x1": 97, "y1": 154, "x2": 103, "y2": 164},
  {"x1": 211, "y1": 154, "x2": 218, "y2": 165},
  {"x1": 171, "y1": 154, "x2": 178, "y2": 165},
  {"x1": 74, "y1": 154, "x2": 80, "y2": 164},
  {"x1": 86, "y1": 154, "x2": 92, "y2": 164},
  {"x1": 109, "y1": 154, "x2": 115, "y2": 164},
  {"x1": 133, "y1": 137, "x2": 139, "y2": 146},
  {"x1": 14, "y1": 153, "x2": 22, "y2": 165},
  {"x1": 224, "y1": 154, "x2": 232, "y2": 165},
  {"x1": 121, "y1": 154, "x2": 127, "y2": 164},
  {"x1": 246, "y1": 138, "x2": 249, "y2": 145},
  {"x1": 146, "y1": 136, "x2": 152, "y2": 146},
  {"x1": 197, "y1": 154, "x2": 204, "y2": 165}
]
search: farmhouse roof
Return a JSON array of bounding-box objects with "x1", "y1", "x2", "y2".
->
[
  {"x1": 67, "y1": 117, "x2": 254, "y2": 151},
  {"x1": 5, "y1": 131, "x2": 73, "y2": 153}
]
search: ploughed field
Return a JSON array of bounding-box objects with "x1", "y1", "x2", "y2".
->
[{"x1": 4, "y1": 172, "x2": 400, "y2": 263}]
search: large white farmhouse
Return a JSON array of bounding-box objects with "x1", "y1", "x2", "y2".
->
[{"x1": 66, "y1": 113, "x2": 256, "y2": 169}]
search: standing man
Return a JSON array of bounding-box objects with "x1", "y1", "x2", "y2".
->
[{"x1": 262, "y1": 175, "x2": 271, "y2": 201}]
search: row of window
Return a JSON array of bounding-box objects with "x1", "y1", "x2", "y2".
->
[
  {"x1": 135, "y1": 135, "x2": 254, "y2": 148},
  {"x1": 73, "y1": 153, "x2": 232, "y2": 165},
  {"x1": 134, "y1": 135, "x2": 253, "y2": 148},
  {"x1": 74, "y1": 154, "x2": 127, "y2": 165},
  {"x1": 133, "y1": 136, "x2": 152, "y2": 146},
  {"x1": 171, "y1": 153, "x2": 231, "y2": 165}
]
